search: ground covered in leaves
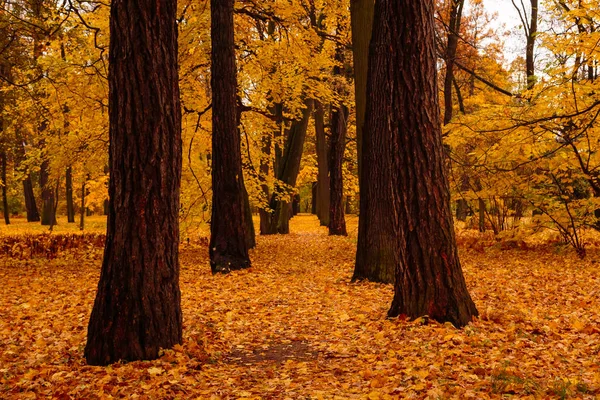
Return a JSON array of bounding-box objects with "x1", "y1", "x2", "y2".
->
[{"x1": 1, "y1": 215, "x2": 600, "y2": 399}]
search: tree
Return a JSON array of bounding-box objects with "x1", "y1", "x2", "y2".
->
[
  {"x1": 350, "y1": 0, "x2": 374, "y2": 188},
  {"x1": 85, "y1": 0, "x2": 183, "y2": 365},
  {"x1": 209, "y1": 0, "x2": 251, "y2": 272},
  {"x1": 359, "y1": 0, "x2": 478, "y2": 326}
]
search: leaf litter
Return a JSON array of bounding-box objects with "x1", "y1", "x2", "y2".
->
[{"x1": 1, "y1": 215, "x2": 600, "y2": 399}]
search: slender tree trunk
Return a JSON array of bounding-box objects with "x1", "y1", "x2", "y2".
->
[
  {"x1": 209, "y1": 0, "x2": 251, "y2": 272},
  {"x1": 264, "y1": 99, "x2": 314, "y2": 234},
  {"x1": 479, "y1": 198, "x2": 486, "y2": 232},
  {"x1": 329, "y1": 40, "x2": 349, "y2": 236},
  {"x1": 360, "y1": 0, "x2": 478, "y2": 327},
  {"x1": 311, "y1": 182, "x2": 317, "y2": 214},
  {"x1": 1, "y1": 150, "x2": 9, "y2": 225},
  {"x1": 242, "y1": 180, "x2": 256, "y2": 249},
  {"x1": 79, "y1": 178, "x2": 85, "y2": 231},
  {"x1": 351, "y1": 0, "x2": 375, "y2": 189},
  {"x1": 314, "y1": 101, "x2": 330, "y2": 226},
  {"x1": 66, "y1": 167, "x2": 75, "y2": 223},
  {"x1": 525, "y1": 0, "x2": 538, "y2": 89},
  {"x1": 85, "y1": 0, "x2": 183, "y2": 365},
  {"x1": 443, "y1": 0, "x2": 464, "y2": 125}
]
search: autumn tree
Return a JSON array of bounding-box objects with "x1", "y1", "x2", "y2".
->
[
  {"x1": 357, "y1": 0, "x2": 478, "y2": 326},
  {"x1": 209, "y1": 0, "x2": 251, "y2": 271},
  {"x1": 85, "y1": 0, "x2": 183, "y2": 365}
]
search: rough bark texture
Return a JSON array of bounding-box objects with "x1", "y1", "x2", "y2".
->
[
  {"x1": 314, "y1": 101, "x2": 330, "y2": 227},
  {"x1": 350, "y1": 0, "x2": 375, "y2": 188},
  {"x1": 361, "y1": 0, "x2": 478, "y2": 327},
  {"x1": 1, "y1": 150, "x2": 9, "y2": 224},
  {"x1": 85, "y1": 0, "x2": 183, "y2": 365},
  {"x1": 209, "y1": 0, "x2": 251, "y2": 272},
  {"x1": 66, "y1": 167, "x2": 75, "y2": 223}
]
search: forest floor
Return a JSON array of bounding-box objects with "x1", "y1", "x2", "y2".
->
[{"x1": 1, "y1": 215, "x2": 600, "y2": 399}]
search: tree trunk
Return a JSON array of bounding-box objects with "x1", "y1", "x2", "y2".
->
[
  {"x1": 242, "y1": 179, "x2": 256, "y2": 249},
  {"x1": 314, "y1": 101, "x2": 330, "y2": 226},
  {"x1": 360, "y1": 0, "x2": 478, "y2": 327},
  {"x1": 209, "y1": 0, "x2": 251, "y2": 272},
  {"x1": 1, "y1": 150, "x2": 9, "y2": 224},
  {"x1": 79, "y1": 178, "x2": 85, "y2": 231},
  {"x1": 85, "y1": 0, "x2": 183, "y2": 365},
  {"x1": 22, "y1": 176, "x2": 40, "y2": 222},
  {"x1": 40, "y1": 158, "x2": 56, "y2": 226},
  {"x1": 478, "y1": 198, "x2": 486, "y2": 232},
  {"x1": 456, "y1": 199, "x2": 468, "y2": 221},
  {"x1": 66, "y1": 167, "x2": 75, "y2": 223},
  {"x1": 351, "y1": 0, "x2": 375, "y2": 189},
  {"x1": 263, "y1": 99, "x2": 314, "y2": 234},
  {"x1": 328, "y1": 41, "x2": 349, "y2": 236},
  {"x1": 311, "y1": 182, "x2": 317, "y2": 214},
  {"x1": 443, "y1": 0, "x2": 464, "y2": 125}
]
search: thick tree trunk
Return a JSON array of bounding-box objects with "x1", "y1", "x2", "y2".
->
[
  {"x1": 209, "y1": 0, "x2": 251, "y2": 272},
  {"x1": 311, "y1": 182, "x2": 317, "y2": 214},
  {"x1": 263, "y1": 99, "x2": 314, "y2": 234},
  {"x1": 1, "y1": 150, "x2": 9, "y2": 224},
  {"x1": 39, "y1": 158, "x2": 56, "y2": 226},
  {"x1": 351, "y1": 0, "x2": 375, "y2": 189},
  {"x1": 66, "y1": 167, "x2": 75, "y2": 223},
  {"x1": 314, "y1": 101, "x2": 330, "y2": 226},
  {"x1": 85, "y1": 0, "x2": 183, "y2": 365},
  {"x1": 360, "y1": 0, "x2": 478, "y2": 327}
]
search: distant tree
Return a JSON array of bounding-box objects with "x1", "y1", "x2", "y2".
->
[
  {"x1": 357, "y1": 0, "x2": 478, "y2": 327},
  {"x1": 209, "y1": 0, "x2": 251, "y2": 272},
  {"x1": 85, "y1": 0, "x2": 183, "y2": 365}
]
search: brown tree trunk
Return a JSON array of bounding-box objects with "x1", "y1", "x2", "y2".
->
[
  {"x1": 328, "y1": 41, "x2": 349, "y2": 236},
  {"x1": 209, "y1": 0, "x2": 251, "y2": 272},
  {"x1": 23, "y1": 176, "x2": 40, "y2": 222},
  {"x1": 263, "y1": 99, "x2": 314, "y2": 234},
  {"x1": 242, "y1": 179, "x2": 256, "y2": 249},
  {"x1": 360, "y1": 0, "x2": 478, "y2": 327},
  {"x1": 85, "y1": 0, "x2": 183, "y2": 365},
  {"x1": 79, "y1": 178, "x2": 85, "y2": 231},
  {"x1": 443, "y1": 0, "x2": 464, "y2": 125},
  {"x1": 314, "y1": 101, "x2": 330, "y2": 226},
  {"x1": 39, "y1": 157, "x2": 56, "y2": 226},
  {"x1": 1, "y1": 150, "x2": 9, "y2": 224},
  {"x1": 311, "y1": 182, "x2": 317, "y2": 214},
  {"x1": 479, "y1": 198, "x2": 486, "y2": 232},
  {"x1": 351, "y1": 0, "x2": 375, "y2": 189},
  {"x1": 66, "y1": 167, "x2": 75, "y2": 223}
]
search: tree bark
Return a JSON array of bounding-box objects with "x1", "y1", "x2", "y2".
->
[
  {"x1": 209, "y1": 0, "x2": 251, "y2": 272},
  {"x1": 263, "y1": 99, "x2": 314, "y2": 234},
  {"x1": 359, "y1": 0, "x2": 478, "y2": 327},
  {"x1": 66, "y1": 167, "x2": 75, "y2": 223},
  {"x1": 351, "y1": 0, "x2": 375, "y2": 189},
  {"x1": 85, "y1": 0, "x2": 183, "y2": 365},
  {"x1": 314, "y1": 101, "x2": 330, "y2": 226},
  {"x1": 242, "y1": 179, "x2": 256, "y2": 249},
  {"x1": 443, "y1": 0, "x2": 464, "y2": 125},
  {"x1": 328, "y1": 41, "x2": 349, "y2": 236},
  {"x1": 478, "y1": 198, "x2": 486, "y2": 232},
  {"x1": 39, "y1": 157, "x2": 56, "y2": 226},
  {"x1": 1, "y1": 150, "x2": 9, "y2": 224},
  {"x1": 79, "y1": 178, "x2": 86, "y2": 231}
]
